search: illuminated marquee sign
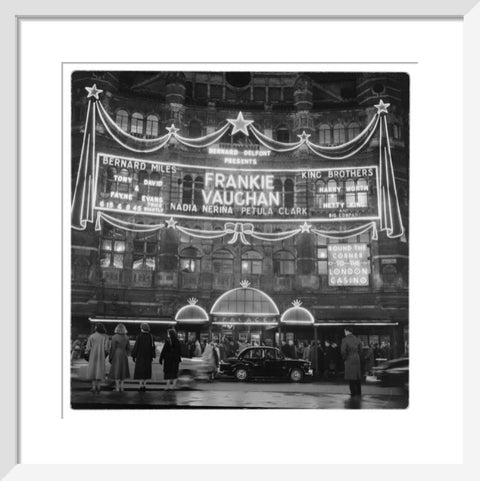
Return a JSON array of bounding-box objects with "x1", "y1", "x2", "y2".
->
[
  {"x1": 95, "y1": 153, "x2": 380, "y2": 223},
  {"x1": 328, "y1": 243, "x2": 371, "y2": 286}
]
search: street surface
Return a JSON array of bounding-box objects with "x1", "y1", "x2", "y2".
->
[{"x1": 71, "y1": 358, "x2": 408, "y2": 409}]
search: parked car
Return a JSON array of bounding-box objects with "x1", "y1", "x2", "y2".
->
[
  {"x1": 371, "y1": 357, "x2": 409, "y2": 389},
  {"x1": 219, "y1": 346, "x2": 313, "y2": 382}
]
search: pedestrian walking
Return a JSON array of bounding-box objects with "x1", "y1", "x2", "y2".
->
[
  {"x1": 160, "y1": 328, "x2": 182, "y2": 390},
  {"x1": 131, "y1": 323, "x2": 156, "y2": 392},
  {"x1": 109, "y1": 323, "x2": 131, "y2": 392},
  {"x1": 202, "y1": 341, "x2": 219, "y2": 381},
  {"x1": 193, "y1": 339, "x2": 202, "y2": 357},
  {"x1": 85, "y1": 323, "x2": 110, "y2": 393},
  {"x1": 362, "y1": 343, "x2": 374, "y2": 378},
  {"x1": 341, "y1": 328, "x2": 363, "y2": 397}
]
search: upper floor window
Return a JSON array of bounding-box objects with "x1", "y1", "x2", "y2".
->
[
  {"x1": 99, "y1": 227, "x2": 126, "y2": 269},
  {"x1": 318, "y1": 124, "x2": 331, "y2": 145},
  {"x1": 284, "y1": 178, "x2": 294, "y2": 208},
  {"x1": 189, "y1": 120, "x2": 203, "y2": 138},
  {"x1": 131, "y1": 112, "x2": 144, "y2": 135},
  {"x1": 382, "y1": 264, "x2": 398, "y2": 288},
  {"x1": 241, "y1": 250, "x2": 263, "y2": 275},
  {"x1": 182, "y1": 175, "x2": 193, "y2": 204},
  {"x1": 133, "y1": 231, "x2": 157, "y2": 270},
  {"x1": 333, "y1": 123, "x2": 346, "y2": 145},
  {"x1": 145, "y1": 114, "x2": 159, "y2": 137},
  {"x1": 115, "y1": 110, "x2": 129, "y2": 131},
  {"x1": 212, "y1": 249, "x2": 234, "y2": 274},
  {"x1": 392, "y1": 123, "x2": 402, "y2": 140},
  {"x1": 194, "y1": 176, "x2": 204, "y2": 209},
  {"x1": 276, "y1": 126, "x2": 290, "y2": 143},
  {"x1": 317, "y1": 245, "x2": 328, "y2": 275},
  {"x1": 315, "y1": 180, "x2": 326, "y2": 208},
  {"x1": 273, "y1": 250, "x2": 295, "y2": 276},
  {"x1": 327, "y1": 179, "x2": 338, "y2": 204},
  {"x1": 179, "y1": 246, "x2": 201, "y2": 273},
  {"x1": 348, "y1": 122, "x2": 361, "y2": 141}
]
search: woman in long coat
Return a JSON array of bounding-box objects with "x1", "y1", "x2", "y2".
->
[
  {"x1": 109, "y1": 323, "x2": 131, "y2": 392},
  {"x1": 131, "y1": 323, "x2": 156, "y2": 391},
  {"x1": 159, "y1": 329, "x2": 182, "y2": 390},
  {"x1": 85, "y1": 323, "x2": 110, "y2": 393},
  {"x1": 341, "y1": 328, "x2": 363, "y2": 397}
]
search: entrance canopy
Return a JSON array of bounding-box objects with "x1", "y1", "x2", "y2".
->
[
  {"x1": 210, "y1": 280, "x2": 279, "y2": 317},
  {"x1": 175, "y1": 298, "x2": 209, "y2": 324},
  {"x1": 280, "y1": 300, "x2": 314, "y2": 325}
]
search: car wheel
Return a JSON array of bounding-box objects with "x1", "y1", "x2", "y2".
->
[
  {"x1": 235, "y1": 368, "x2": 248, "y2": 382},
  {"x1": 290, "y1": 368, "x2": 303, "y2": 382}
]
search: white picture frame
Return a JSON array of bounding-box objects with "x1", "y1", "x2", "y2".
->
[{"x1": 3, "y1": 0, "x2": 479, "y2": 478}]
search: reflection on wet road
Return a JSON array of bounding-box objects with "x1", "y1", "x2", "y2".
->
[{"x1": 71, "y1": 381, "x2": 408, "y2": 409}]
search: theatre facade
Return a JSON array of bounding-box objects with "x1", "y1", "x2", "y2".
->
[{"x1": 70, "y1": 71, "x2": 409, "y2": 358}]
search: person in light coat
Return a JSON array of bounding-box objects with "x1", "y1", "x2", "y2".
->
[
  {"x1": 85, "y1": 323, "x2": 110, "y2": 393},
  {"x1": 341, "y1": 328, "x2": 363, "y2": 397}
]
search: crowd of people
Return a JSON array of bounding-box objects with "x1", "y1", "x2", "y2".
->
[
  {"x1": 279, "y1": 338, "x2": 393, "y2": 379},
  {"x1": 72, "y1": 324, "x2": 394, "y2": 393}
]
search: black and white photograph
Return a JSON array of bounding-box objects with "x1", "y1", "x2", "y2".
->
[{"x1": 69, "y1": 70, "x2": 409, "y2": 409}]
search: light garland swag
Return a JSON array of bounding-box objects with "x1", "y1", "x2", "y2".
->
[{"x1": 72, "y1": 84, "x2": 404, "y2": 243}]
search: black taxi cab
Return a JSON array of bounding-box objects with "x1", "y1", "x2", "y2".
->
[{"x1": 219, "y1": 346, "x2": 313, "y2": 382}]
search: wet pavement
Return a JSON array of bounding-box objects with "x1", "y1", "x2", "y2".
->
[{"x1": 71, "y1": 380, "x2": 408, "y2": 409}]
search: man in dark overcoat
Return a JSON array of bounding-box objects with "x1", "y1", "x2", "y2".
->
[{"x1": 341, "y1": 328, "x2": 363, "y2": 396}]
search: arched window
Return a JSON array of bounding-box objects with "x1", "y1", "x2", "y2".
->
[
  {"x1": 115, "y1": 110, "x2": 129, "y2": 130},
  {"x1": 316, "y1": 180, "x2": 326, "y2": 208},
  {"x1": 133, "y1": 231, "x2": 158, "y2": 270},
  {"x1": 357, "y1": 178, "x2": 368, "y2": 207},
  {"x1": 212, "y1": 249, "x2": 234, "y2": 274},
  {"x1": 100, "y1": 227, "x2": 126, "y2": 269},
  {"x1": 318, "y1": 124, "x2": 331, "y2": 145},
  {"x1": 117, "y1": 168, "x2": 131, "y2": 194},
  {"x1": 348, "y1": 122, "x2": 361, "y2": 141},
  {"x1": 241, "y1": 250, "x2": 263, "y2": 275},
  {"x1": 284, "y1": 178, "x2": 294, "y2": 208},
  {"x1": 149, "y1": 172, "x2": 162, "y2": 197},
  {"x1": 179, "y1": 246, "x2": 201, "y2": 273},
  {"x1": 106, "y1": 167, "x2": 117, "y2": 193},
  {"x1": 345, "y1": 178, "x2": 356, "y2": 208},
  {"x1": 138, "y1": 170, "x2": 149, "y2": 196},
  {"x1": 327, "y1": 179, "x2": 338, "y2": 205},
  {"x1": 188, "y1": 119, "x2": 203, "y2": 138},
  {"x1": 145, "y1": 114, "x2": 159, "y2": 137},
  {"x1": 276, "y1": 126, "x2": 290, "y2": 143},
  {"x1": 194, "y1": 176, "x2": 204, "y2": 209},
  {"x1": 131, "y1": 112, "x2": 144, "y2": 135},
  {"x1": 333, "y1": 123, "x2": 346, "y2": 145},
  {"x1": 273, "y1": 250, "x2": 295, "y2": 275},
  {"x1": 182, "y1": 175, "x2": 193, "y2": 204}
]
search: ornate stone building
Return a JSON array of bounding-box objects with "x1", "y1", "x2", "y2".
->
[{"x1": 71, "y1": 71, "x2": 409, "y2": 357}]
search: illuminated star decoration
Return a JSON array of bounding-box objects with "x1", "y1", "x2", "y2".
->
[
  {"x1": 299, "y1": 221, "x2": 312, "y2": 233},
  {"x1": 166, "y1": 124, "x2": 179, "y2": 135},
  {"x1": 374, "y1": 99, "x2": 390, "y2": 115},
  {"x1": 297, "y1": 131, "x2": 311, "y2": 142},
  {"x1": 85, "y1": 84, "x2": 103, "y2": 100},
  {"x1": 240, "y1": 280, "x2": 251, "y2": 288},
  {"x1": 227, "y1": 112, "x2": 254, "y2": 136},
  {"x1": 292, "y1": 299, "x2": 303, "y2": 307},
  {"x1": 166, "y1": 217, "x2": 177, "y2": 229}
]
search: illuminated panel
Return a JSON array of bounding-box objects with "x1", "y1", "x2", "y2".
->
[
  {"x1": 327, "y1": 243, "x2": 371, "y2": 287},
  {"x1": 94, "y1": 152, "x2": 380, "y2": 223}
]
